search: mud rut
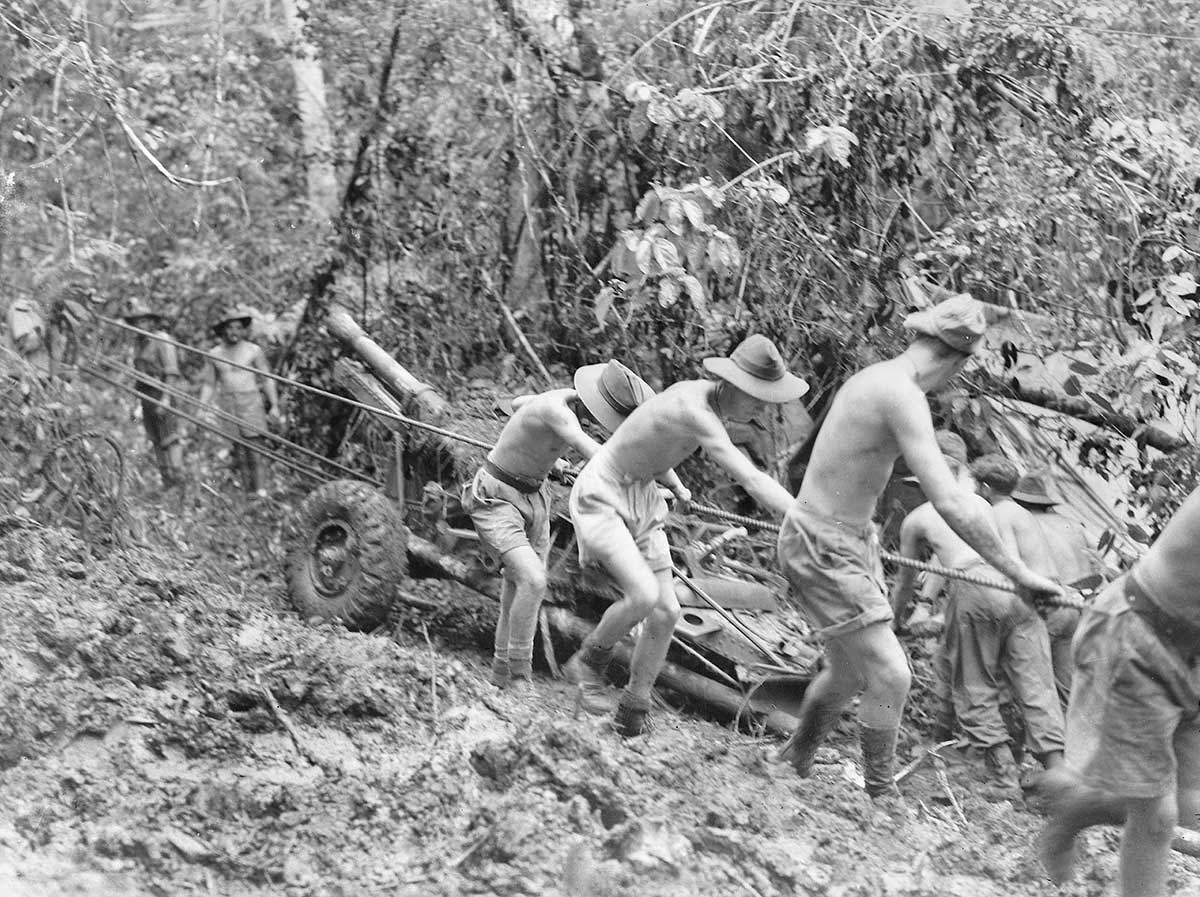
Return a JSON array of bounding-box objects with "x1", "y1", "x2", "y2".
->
[{"x1": 1, "y1": 500, "x2": 1198, "y2": 897}]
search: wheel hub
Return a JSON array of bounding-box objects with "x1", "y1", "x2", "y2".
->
[{"x1": 308, "y1": 520, "x2": 360, "y2": 598}]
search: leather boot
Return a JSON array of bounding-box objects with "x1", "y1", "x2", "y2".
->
[
  {"x1": 612, "y1": 689, "x2": 651, "y2": 737},
  {"x1": 860, "y1": 724, "x2": 900, "y2": 798},
  {"x1": 983, "y1": 743, "x2": 1022, "y2": 801},
  {"x1": 489, "y1": 655, "x2": 510, "y2": 688},
  {"x1": 777, "y1": 696, "x2": 843, "y2": 776},
  {"x1": 563, "y1": 642, "x2": 615, "y2": 715}
]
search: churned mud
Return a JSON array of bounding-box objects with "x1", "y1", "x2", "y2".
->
[{"x1": 0, "y1": 504, "x2": 1197, "y2": 897}]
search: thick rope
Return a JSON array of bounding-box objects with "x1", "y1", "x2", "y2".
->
[
  {"x1": 686, "y1": 500, "x2": 1087, "y2": 610},
  {"x1": 94, "y1": 314, "x2": 1085, "y2": 609}
]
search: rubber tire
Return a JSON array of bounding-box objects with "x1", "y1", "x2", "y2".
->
[{"x1": 287, "y1": 479, "x2": 408, "y2": 630}]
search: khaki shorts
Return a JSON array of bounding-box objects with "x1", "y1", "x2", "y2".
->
[
  {"x1": 569, "y1": 456, "x2": 671, "y2": 573},
  {"x1": 461, "y1": 467, "x2": 551, "y2": 560},
  {"x1": 777, "y1": 504, "x2": 891, "y2": 638},
  {"x1": 1065, "y1": 575, "x2": 1200, "y2": 800},
  {"x1": 218, "y1": 388, "x2": 268, "y2": 438}
]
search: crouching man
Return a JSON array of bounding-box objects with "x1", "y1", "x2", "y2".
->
[
  {"x1": 564, "y1": 335, "x2": 808, "y2": 736},
  {"x1": 461, "y1": 360, "x2": 648, "y2": 691}
]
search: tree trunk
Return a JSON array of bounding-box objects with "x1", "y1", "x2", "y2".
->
[{"x1": 279, "y1": 0, "x2": 338, "y2": 222}]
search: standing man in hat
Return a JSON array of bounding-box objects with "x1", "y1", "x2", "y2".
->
[
  {"x1": 1039, "y1": 486, "x2": 1200, "y2": 897},
  {"x1": 776, "y1": 294, "x2": 1062, "y2": 806},
  {"x1": 461, "y1": 360, "x2": 650, "y2": 693},
  {"x1": 1012, "y1": 469, "x2": 1095, "y2": 704},
  {"x1": 975, "y1": 459, "x2": 1079, "y2": 705},
  {"x1": 125, "y1": 301, "x2": 185, "y2": 488},
  {"x1": 893, "y1": 447, "x2": 1065, "y2": 800},
  {"x1": 198, "y1": 305, "x2": 280, "y2": 496},
  {"x1": 564, "y1": 334, "x2": 809, "y2": 736}
]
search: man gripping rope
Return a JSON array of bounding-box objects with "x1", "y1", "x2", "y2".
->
[
  {"x1": 776, "y1": 294, "x2": 1061, "y2": 807},
  {"x1": 563, "y1": 335, "x2": 808, "y2": 737}
]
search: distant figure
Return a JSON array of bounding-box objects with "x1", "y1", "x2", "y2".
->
[
  {"x1": 461, "y1": 361, "x2": 644, "y2": 692},
  {"x1": 896, "y1": 447, "x2": 1065, "y2": 800},
  {"x1": 1011, "y1": 469, "x2": 1093, "y2": 704},
  {"x1": 776, "y1": 295, "x2": 1060, "y2": 809},
  {"x1": 3, "y1": 294, "x2": 51, "y2": 378},
  {"x1": 198, "y1": 306, "x2": 280, "y2": 496},
  {"x1": 124, "y1": 300, "x2": 184, "y2": 488},
  {"x1": 1039, "y1": 487, "x2": 1200, "y2": 897}
]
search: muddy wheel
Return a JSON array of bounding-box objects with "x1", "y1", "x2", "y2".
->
[{"x1": 287, "y1": 479, "x2": 407, "y2": 630}]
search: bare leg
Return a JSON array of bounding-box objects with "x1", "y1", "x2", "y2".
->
[
  {"x1": 1120, "y1": 796, "x2": 1177, "y2": 897},
  {"x1": 624, "y1": 569, "x2": 679, "y2": 702},
  {"x1": 491, "y1": 575, "x2": 516, "y2": 686},
  {"x1": 778, "y1": 637, "x2": 864, "y2": 774},
  {"x1": 500, "y1": 545, "x2": 548, "y2": 681},
  {"x1": 1039, "y1": 768, "x2": 1127, "y2": 883}
]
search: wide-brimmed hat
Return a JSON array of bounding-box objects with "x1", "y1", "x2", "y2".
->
[
  {"x1": 212, "y1": 304, "x2": 255, "y2": 331},
  {"x1": 903, "y1": 294, "x2": 987, "y2": 355},
  {"x1": 702, "y1": 334, "x2": 809, "y2": 403},
  {"x1": 122, "y1": 299, "x2": 162, "y2": 323},
  {"x1": 573, "y1": 360, "x2": 655, "y2": 435},
  {"x1": 1011, "y1": 470, "x2": 1060, "y2": 506}
]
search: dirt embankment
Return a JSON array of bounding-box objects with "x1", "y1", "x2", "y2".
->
[{"x1": 0, "y1": 509, "x2": 1198, "y2": 897}]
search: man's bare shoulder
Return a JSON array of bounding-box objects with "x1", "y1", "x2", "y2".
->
[{"x1": 837, "y1": 359, "x2": 920, "y2": 404}]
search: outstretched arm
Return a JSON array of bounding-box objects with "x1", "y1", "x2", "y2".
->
[
  {"x1": 698, "y1": 415, "x2": 792, "y2": 517},
  {"x1": 890, "y1": 511, "x2": 925, "y2": 627},
  {"x1": 544, "y1": 395, "x2": 604, "y2": 463},
  {"x1": 888, "y1": 387, "x2": 1060, "y2": 600}
]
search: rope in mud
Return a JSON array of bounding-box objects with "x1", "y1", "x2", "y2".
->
[
  {"x1": 95, "y1": 315, "x2": 495, "y2": 450},
  {"x1": 93, "y1": 314, "x2": 1085, "y2": 609}
]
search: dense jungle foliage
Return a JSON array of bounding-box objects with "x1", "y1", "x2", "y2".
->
[{"x1": 2, "y1": 0, "x2": 1199, "y2": 521}]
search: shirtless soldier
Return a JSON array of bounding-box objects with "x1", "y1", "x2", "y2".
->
[
  {"x1": 893, "y1": 445, "x2": 1064, "y2": 800},
  {"x1": 461, "y1": 360, "x2": 649, "y2": 691},
  {"x1": 777, "y1": 294, "x2": 1061, "y2": 803},
  {"x1": 564, "y1": 335, "x2": 809, "y2": 736},
  {"x1": 198, "y1": 306, "x2": 280, "y2": 495},
  {"x1": 1039, "y1": 486, "x2": 1200, "y2": 897}
]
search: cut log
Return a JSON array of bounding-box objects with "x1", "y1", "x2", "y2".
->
[
  {"x1": 1174, "y1": 828, "x2": 1200, "y2": 859},
  {"x1": 543, "y1": 607, "x2": 801, "y2": 737},
  {"x1": 325, "y1": 307, "x2": 449, "y2": 421}
]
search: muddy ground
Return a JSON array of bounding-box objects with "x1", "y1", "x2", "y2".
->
[{"x1": 2, "y1": 436, "x2": 1199, "y2": 897}]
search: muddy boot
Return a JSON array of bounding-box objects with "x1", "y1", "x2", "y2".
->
[
  {"x1": 777, "y1": 697, "x2": 843, "y2": 777},
  {"x1": 489, "y1": 655, "x2": 510, "y2": 688},
  {"x1": 612, "y1": 689, "x2": 651, "y2": 737},
  {"x1": 563, "y1": 642, "x2": 615, "y2": 715},
  {"x1": 507, "y1": 657, "x2": 533, "y2": 695},
  {"x1": 982, "y1": 743, "x2": 1022, "y2": 802},
  {"x1": 860, "y1": 724, "x2": 902, "y2": 799}
]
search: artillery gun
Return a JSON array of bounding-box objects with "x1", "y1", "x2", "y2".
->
[{"x1": 284, "y1": 309, "x2": 819, "y2": 733}]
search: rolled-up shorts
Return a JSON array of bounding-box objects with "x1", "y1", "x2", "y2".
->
[
  {"x1": 777, "y1": 504, "x2": 891, "y2": 638},
  {"x1": 569, "y1": 456, "x2": 671, "y2": 573},
  {"x1": 461, "y1": 467, "x2": 551, "y2": 560},
  {"x1": 218, "y1": 388, "x2": 268, "y2": 439},
  {"x1": 1065, "y1": 575, "x2": 1200, "y2": 800}
]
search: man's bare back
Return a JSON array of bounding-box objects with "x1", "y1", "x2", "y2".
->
[
  {"x1": 489, "y1": 388, "x2": 590, "y2": 481},
  {"x1": 991, "y1": 499, "x2": 1056, "y2": 577},
  {"x1": 903, "y1": 496, "x2": 992, "y2": 570},
  {"x1": 597, "y1": 380, "x2": 723, "y2": 480},
  {"x1": 209, "y1": 341, "x2": 267, "y2": 393},
  {"x1": 800, "y1": 359, "x2": 926, "y2": 522}
]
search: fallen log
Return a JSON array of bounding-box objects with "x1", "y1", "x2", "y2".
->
[
  {"x1": 399, "y1": 534, "x2": 802, "y2": 736},
  {"x1": 1174, "y1": 828, "x2": 1200, "y2": 859}
]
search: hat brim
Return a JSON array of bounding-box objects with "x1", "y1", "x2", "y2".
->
[
  {"x1": 904, "y1": 310, "x2": 983, "y2": 355},
  {"x1": 1011, "y1": 490, "x2": 1058, "y2": 506},
  {"x1": 124, "y1": 313, "x2": 162, "y2": 323},
  {"x1": 214, "y1": 316, "x2": 252, "y2": 331},
  {"x1": 573, "y1": 363, "x2": 654, "y2": 435},
  {"x1": 702, "y1": 357, "x2": 809, "y2": 403}
]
